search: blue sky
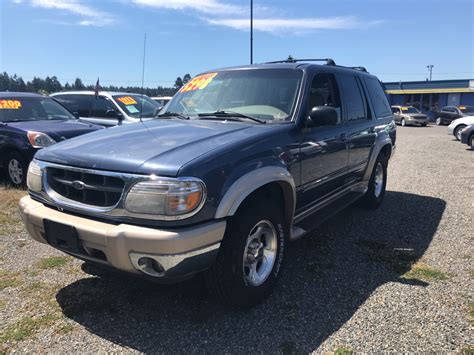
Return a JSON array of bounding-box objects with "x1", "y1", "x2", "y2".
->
[{"x1": 1, "y1": 0, "x2": 473, "y2": 87}]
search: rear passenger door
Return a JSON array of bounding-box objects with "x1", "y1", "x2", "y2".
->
[{"x1": 336, "y1": 73, "x2": 376, "y2": 178}]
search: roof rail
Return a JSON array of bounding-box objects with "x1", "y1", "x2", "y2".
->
[
  {"x1": 265, "y1": 58, "x2": 336, "y2": 66},
  {"x1": 347, "y1": 66, "x2": 368, "y2": 73}
]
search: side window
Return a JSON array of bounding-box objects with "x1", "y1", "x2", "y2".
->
[
  {"x1": 363, "y1": 77, "x2": 392, "y2": 118},
  {"x1": 54, "y1": 95, "x2": 93, "y2": 117},
  {"x1": 338, "y1": 74, "x2": 366, "y2": 121},
  {"x1": 90, "y1": 97, "x2": 116, "y2": 118},
  {"x1": 308, "y1": 73, "x2": 342, "y2": 123},
  {"x1": 392, "y1": 107, "x2": 400, "y2": 114}
]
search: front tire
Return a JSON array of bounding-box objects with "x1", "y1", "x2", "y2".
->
[
  {"x1": 360, "y1": 153, "x2": 387, "y2": 209},
  {"x1": 4, "y1": 152, "x2": 27, "y2": 187},
  {"x1": 454, "y1": 125, "x2": 466, "y2": 141},
  {"x1": 470, "y1": 135, "x2": 474, "y2": 150},
  {"x1": 206, "y1": 191, "x2": 287, "y2": 308},
  {"x1": 436, "y1": 117, "x2": 442, "y2": 126},
  {"x1": 401, "y1": 118, "x2": 406, "y2": 127}
]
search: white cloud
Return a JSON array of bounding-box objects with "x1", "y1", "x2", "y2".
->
[
  {"x1": 132, "y1": 0, "x2": 245, "y2": 15},
  {"x1": 206, "y1": 17, "x2": 380, "y2": 33},
  {"x1": 13, "y1": 0, "x2": 115, "y2": 26}
]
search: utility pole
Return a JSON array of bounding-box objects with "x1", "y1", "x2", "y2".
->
[
  {"x1": 250, "y1": 0, "x2": 253, "y2": 64},
  {"x1": 427, "y1": 65, "x2": 434, "y2": 81}
]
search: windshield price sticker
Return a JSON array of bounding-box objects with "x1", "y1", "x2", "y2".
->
[
  {"x1": 180, "y1": 73, "x2": 218, "y2": 93},
  {"x1": 401, "y1": 107, "x2": 409, "y2": 111},
  {"x1": 459, "y1": 106, "x2": 466, "y2": 110},
  {"x1": 0, "y1": 100, "x2": 22, "y2": 109},
  {"x1": 117, "y1": 96, "x2": 138, "y2": 105}
]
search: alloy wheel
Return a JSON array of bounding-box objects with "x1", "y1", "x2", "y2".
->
[
  {"x1": 374, "y1": 162, "x2": 384, "y2": 198},
  {"x1": 8, "y1": 159, "x2": 23, "y2": 185}
]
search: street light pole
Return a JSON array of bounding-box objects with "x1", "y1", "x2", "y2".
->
[
  {"x1": 250, "y1": 0, "x2": 253, "y2": 64},
  {"x1": 427, "y1": 65, "x2": 434, "y2": 81}
]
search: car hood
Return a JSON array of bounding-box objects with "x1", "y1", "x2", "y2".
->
[
  {"x1": 35, "y1": 119, "x2": 269, "y2": 176},
  {"x1": 7, "y1": 119, "x2": 102, "y2": 141}
]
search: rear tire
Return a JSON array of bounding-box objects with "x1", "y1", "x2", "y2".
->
[
  {"x1": 454, "y1": 125, "x2": 466, "y2": 141},
  {"x1": 421, "y1": 123, "x2": 427, "y2": 127},
  {"x1": 470, "y1": 135, "x2": 474, "y2": 150},
  {"x1": 401, "y1": 118, "x2": 406, "y2": 127},
  {"x1": 360, "y1": 153, "x2": 388, "y2": 209},
  {"x1": 206, "y1": 191, "x2": 287, "y2": 308},
  {"x1": 4, "y1": 152, "x2": 27, "y2": 187}
]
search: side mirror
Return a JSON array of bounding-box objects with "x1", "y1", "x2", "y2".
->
[
  {"x1": 72, "y1": 111, "x2": 80, "y2": 119},
  {"x1": 106, "y1": 110, "x2": 123, "y2": 120},
  {"x1": 307, "y1": 106, "x2": 338, "y2": 127}
]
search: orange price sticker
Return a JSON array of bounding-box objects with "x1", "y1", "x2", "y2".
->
[
  {"x1": 180, "y1": 73, "x2": 218, "y2": 93},
  {"x1": 117, "y1": 96, "x2": 138, "y2": 105},
  {"x1": 0, "y1": 100, "x2": 22, "y2": 109}
]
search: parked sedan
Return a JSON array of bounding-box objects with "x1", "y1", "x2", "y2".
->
[
  {"x1": 435, "y1": 105, "x2": 474, "y2": 126},
  {"x1": 447, "y1": 116, "x2": 474, "y2": 141},
  {"x1": 459, "y1": 125, "x2": 474, "y2": 149},
  {"x1": 391, "y1": 105, "x2": 429, "y2": 126},
  {"x1": 0, "y1": 92, "x2": 102, "y2": 186}
]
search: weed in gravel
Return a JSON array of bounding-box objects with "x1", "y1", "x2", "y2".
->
[
  {"x1": 56, "y1": 323, "x2": 75, "y2": 334},
  {"x1": 0, "y1": 299, "x2": 6, "y2": 310},
  {"x1": 36, "y1": 256, "x2": 69, "y2": 269},
  {"x1": 468, "y1": 301, "x2": 474, "y2": 326},
  {"x1": 0, "y1": 270, "x2": 22, "y2": 290},
  {"x1": 460, "y1": 345, "x2": 474, "y2": 355},
  {"x1": 0, "y1": 187, "x2": 26, "y2": 234},
  {"x1": 334, "y1": 348, "x2": 353, "y2": 355},
  {"x1": 0, "y1": 314, "x2": 58, "y2": 343},
  {"x1": 403, "y1": 262, "x2": 449, "y2": 281}
]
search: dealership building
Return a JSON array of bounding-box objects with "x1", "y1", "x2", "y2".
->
[{"x1": 383, "y1": 79, "x2": 474, "y2": 118}]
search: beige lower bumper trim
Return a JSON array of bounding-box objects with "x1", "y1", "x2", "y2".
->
[{"x1": 19, "y1": 196, "x2": 226, "y2": 274}]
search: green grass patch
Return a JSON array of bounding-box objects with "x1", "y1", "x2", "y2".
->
[
  {"x1": 56, "y1": 323, "x2": 75, "y2": 334},
  {"x1": 460, "y1": 345, "x2": 474, "y2": 355},
  {"x1": 36, "y1": 256, "x2": 69, "y2": 270},
  {"x1": 0, "y1": 270, "x2": 22, "y2": 290},
  {"x1": 334, "y1": 348, "x2": 353, "y2": 355},
  {"x1": 403, "y1": 262, "x2": 449, "y2": 281},
  {"x1": 0, "y1": 314, "x2": 57, "y2": 343},
  {"x1": 0, "y1": 187, "x2": 26, "y2": 234}
]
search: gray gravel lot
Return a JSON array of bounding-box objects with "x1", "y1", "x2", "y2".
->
[{"x1": 0, "y1": 125, "x2": 473, "y2": 353}]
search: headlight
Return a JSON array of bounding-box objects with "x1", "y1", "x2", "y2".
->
[
  {"x1": 124, "y1": 178, "x2": 205, "y2": 217},
  {"x1": 27, "y1": 160, "x2": 42, "y2": 192},
  {"x1": 27, "y1": 131, "x2": 56, "y2": 148}
]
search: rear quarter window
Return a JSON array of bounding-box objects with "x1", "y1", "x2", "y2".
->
[
  {"x1": 363, "y1": 77, "x2": 392, "y2": 118},
  {"x1": 54, "y1": 94, "x2": 93, "y2": 117}
]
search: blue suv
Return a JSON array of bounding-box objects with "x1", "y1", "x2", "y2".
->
[
  {"x1": 19, "y1": 59, "x2": 396, "y2": 307},
  {"x1": 0, "y1": 92, "x2": 102, "y2": 186}
]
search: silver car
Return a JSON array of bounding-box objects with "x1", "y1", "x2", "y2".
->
[
  {"x1": 391, "y1": 105, "x2": 429, "y2": 127},
  {"x1": 51, "y1": 91, "x2": 161, "y2": 127}
]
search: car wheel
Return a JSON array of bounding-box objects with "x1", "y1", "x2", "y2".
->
[
  {"x1": 421, "y1": 123, "x2": 427, "y2": 127},
  {"x1": 206, "y1": 190, "x2": 287, "y2": 308},
  {"x1": 470, "y1": 135, "x2": 474, "y2": 150},
  {"x1": 360, "y1": 153, "x2": 388, "y2": 209},
  {"x1": 401, "y1": 118, "x2": 406, "y2": 127},
  {"x1": 454, "y1": 125, "x2": 466, "y2": 141},
  {"x1": 4, "y1": 152, "x2": 27, "y2": 187},
  {"x1": 436, "y1": 117, "x2": 442, "y2": 126}
]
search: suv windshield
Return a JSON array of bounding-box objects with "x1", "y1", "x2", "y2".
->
[
  {"x1": 166, "y1": 69, "x2": 303, "y2": 122},
  {"x1": 401, "y1": 107, "x2": 420, "y2": 114},
  {"x1": 459, "y1": 105, "x2": 474, "y2": 114},
  {"x1": 0, "y1": 97, "x2": 75, "y2": 122},
  {"x1": 112, "y1": 94, "x2": 160, "y2": 119}
]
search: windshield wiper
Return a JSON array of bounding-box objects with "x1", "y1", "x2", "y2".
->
[
  {"x1": 156, "y1": 111, "x2": 189, "y2": 120},
  {"x1": 198, "y1": 110, "x2": 266, "y2": 124}
]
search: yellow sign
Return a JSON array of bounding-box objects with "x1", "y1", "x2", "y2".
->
[
  {"x1": 0, "y1": 100, "x2": 22, "y2": 109},
  {"x1": 116, "y1": 96, "x2": 138, "y2": 105},
  {"x1": 401, "y1": 107, "x2": 409, "y2": 111},
  {"x1": 180, "y1": 73, "x2": 218, "y2": 93}
]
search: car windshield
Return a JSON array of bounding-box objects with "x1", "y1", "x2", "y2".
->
[
  {"x1": 401, "y1": 107, "x2": 420, "y2": 113},
  {"x1": 0, "y1": 97, "x2": 75, "y2": 122},
  {"x1": 112, "y1": 94, "x2": 161, "y2": 118},
  {"x1": 459, "y1": 105, "x2": 474, "y2": 114},
  {"x1": 165, "y1": 69, "x2": 303, "y2": 122}
]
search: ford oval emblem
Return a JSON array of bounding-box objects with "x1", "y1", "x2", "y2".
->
[{"x1": 71, "y1": 180, "x2": 86, "y2": 190}]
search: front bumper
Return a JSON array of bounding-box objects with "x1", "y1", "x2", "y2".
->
[
  {"x1": 406, "y1": 118, "x2": 429, "y2": 125},
  {"x1": 447, "y1": 125, "x2": 455, "y2": 135},
  {"x1": 19, "y1": 196, "x2": 225, "y2": 280}
]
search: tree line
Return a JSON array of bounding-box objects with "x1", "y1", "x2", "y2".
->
[{"x1": 0, "y1": 72, "x2": 192, "y2": 97}]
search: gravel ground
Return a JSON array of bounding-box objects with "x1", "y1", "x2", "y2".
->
[{"x1": 0, "y1": 125, "x2": 473, "y2": 353}]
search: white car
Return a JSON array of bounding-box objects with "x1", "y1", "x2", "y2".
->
[
  {"x1": 151, "y1": 96, "x2": 173, "y2": 108},
  {"x1": 448, "y1": 116, "x2": 474, "y2": 141},
  {"x1": 52, "y1": 91, "x2": 161, "y2": 127}
]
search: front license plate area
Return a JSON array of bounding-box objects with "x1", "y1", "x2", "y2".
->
[{"x1": 44, "y1": 219, "x2": 83, "y2": 254}]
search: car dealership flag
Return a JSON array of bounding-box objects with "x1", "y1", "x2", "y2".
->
[{"x1": 94, "y1": 78, "x2": 100, "y2": 98}]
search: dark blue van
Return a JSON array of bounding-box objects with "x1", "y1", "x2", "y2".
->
[{"x1": 0, "y1": 92, "x2": 102, "y2": 186}]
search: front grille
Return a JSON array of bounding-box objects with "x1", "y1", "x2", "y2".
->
[{"x1": 47, "y1": 167, "x2": 124, "y2": 207}]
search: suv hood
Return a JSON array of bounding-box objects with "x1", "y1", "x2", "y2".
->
[
  {"x1": 7, "y1": 119, "x2": 102, "y2": 141},
  {"x1": 35, "y1": 119, "x2": 269, "y2": 176}
]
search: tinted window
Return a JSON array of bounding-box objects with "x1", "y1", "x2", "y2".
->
[
  {"x1": 392, "y1": 107, "x2": 400, "y2": 114},
  {"x1": 442, "y1": 107, "x2": 454, "y2": 112},
  {"x1": 308, "y1": 73, "x2": 342, "y2": 123},
  {"x1": 54, "y1": 94, "x2": 93, "y2": 117},
  {"x1": 90, "y1": 97, "x2": 116, "y2": 118},
  {"x1": 364, "y1": 77, "x2": 392, "y2": 118},
  {"x1": 0, "y1": 97, "x2": 75, "y2": 122},
  {"x1": 338, "y1": 75, "x2": 365, "y2": 120}
]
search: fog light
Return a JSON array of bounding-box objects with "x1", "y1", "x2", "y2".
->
[{"x1": 130, "y1": 254, "x2": 165, "y2": 277}]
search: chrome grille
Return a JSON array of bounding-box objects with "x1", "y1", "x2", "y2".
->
[{"x1": 46, "y1": 167, "x2": 124, "y2": 207}]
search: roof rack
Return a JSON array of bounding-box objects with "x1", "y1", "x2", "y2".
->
[
  {"x1": 265, "y1": 58, "x2": 336, "y2": 66},
  {"x1": 348, "y1": 66, "x2": 368, "y2": 73}
]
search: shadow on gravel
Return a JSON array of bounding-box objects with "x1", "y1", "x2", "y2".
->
[{"x1": 56, "y1": 191, "x2": 445, "y2": 353}]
